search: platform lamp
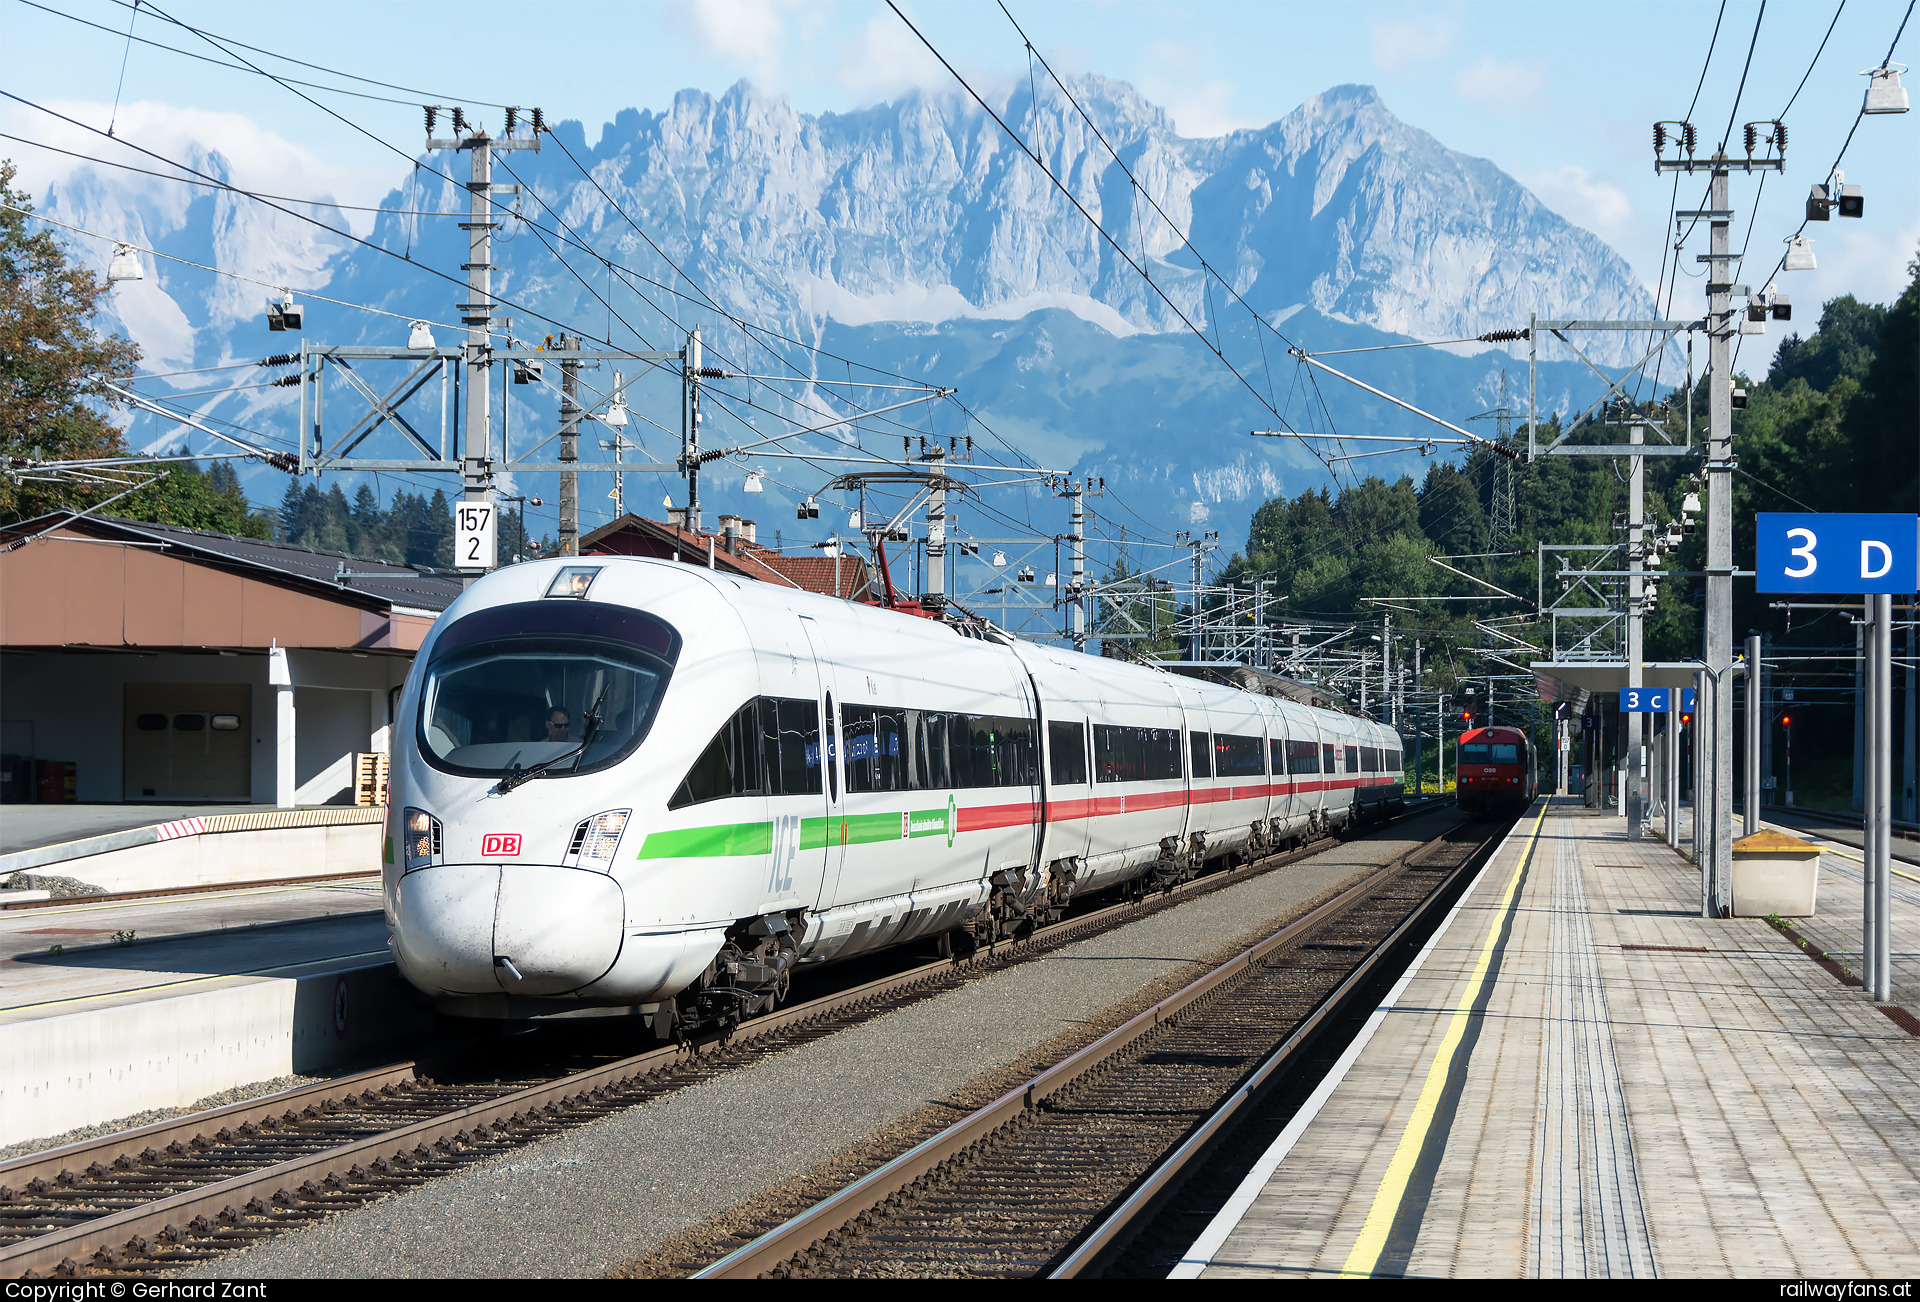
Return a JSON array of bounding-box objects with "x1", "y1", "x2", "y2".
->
[
  {"x1": 106, "y1": 242, "x2": 142, "y2": 283},
  {"x1": 1863, "y1": 63, "x2": 1910, "y2": 114}
]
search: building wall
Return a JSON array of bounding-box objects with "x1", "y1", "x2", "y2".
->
[{"x1": 0, "y1": 649, "x2": 410, "y2": 804}]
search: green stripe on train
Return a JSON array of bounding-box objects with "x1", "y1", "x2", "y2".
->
[
  {"x1": 636, "y1": 822, "x2": 773, "y2": 859},
  {"x1": 639, "y1": 807, "x2": 954, "y2": 859}
]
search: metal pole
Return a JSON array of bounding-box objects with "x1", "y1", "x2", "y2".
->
[
  {"x1": 1413, "y1": 643, "x2": 1424, "y2": 795},
  {"x1": 1667, "y1": 691, "x2": 1681, "y2": 849},
  {"x1": 559, "y1": 337, "x2": 579, "y2": 556},
  {"x1": 686, "y1": 327, "x2": 703, "y2": 534},
  {"x1": 1870, "y1": 593, "x2": 1894, "y2": 1001},
  {"x1": 1906, "y1": 618, "x2": 1917, "y2": 822},
  {"x1": 1069, "y1": 481, "x2": 1087, "y2": 651},
  {"x1": 926, "y1": 447, "x2": 947, "y2": 606},
  {"x1": 1745, "y1": 632, "x2": 1762, "y2": 837},
  {"x1": 1705, "y1": 161, "x2": 1735, "y2": 909},
  {"x1": 1627, "y1": 420, "x2": 1645, "y2": 837},
  {"x1": 463, "y1": 131, "x2": 495, "y2": 568},
  {"x1": 1855, "y1": 620, "x2": 1867, "y2": 811}
]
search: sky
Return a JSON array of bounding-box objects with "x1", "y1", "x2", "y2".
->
[{"x1": 4, "y1": 0, "x2": 1917, "y2": 382}]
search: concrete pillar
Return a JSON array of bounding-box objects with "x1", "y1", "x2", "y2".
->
[{"x1": 270, "y1": 646, "x2": 295, "y2": 809}]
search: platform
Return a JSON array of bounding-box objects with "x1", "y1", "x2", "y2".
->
[
  {"x1": 0, "y1": 878, "x2": 438, "y2": 1148},
  {"x1": 0, "y1": 804, "x2": 384, "y2": 895},
  {"x1": 1176, "y1": 796, "x2": 1920, "y2": 1278}
]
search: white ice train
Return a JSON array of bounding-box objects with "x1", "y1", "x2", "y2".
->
[{"x1": 384, "y1": 556, "x2": 1404, "y2": 1032}]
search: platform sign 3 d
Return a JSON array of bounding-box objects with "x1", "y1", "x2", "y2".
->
[
  {"x1": 1618, "y1": 688, "x2": 1696, "y2": 714},
  {"x1": 1756, "y1": 513, "x2": 1919, "y2": 594},
  {"x1": 454, "y1": 501, "x2": 497, "y2": 572}
]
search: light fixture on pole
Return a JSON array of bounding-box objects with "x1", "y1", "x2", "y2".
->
[
  {"x1": 106, "y1": 243, "x2": 142, "y2": 283},
  {"x1": 1863, "y1": 63, "x2": 1910, "y2": 114},
  {"x1": 265, "y1": 289, "x2": 302, "y2": 332}
]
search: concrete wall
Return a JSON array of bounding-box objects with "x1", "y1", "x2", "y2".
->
[
  {"x1": 0, "y1": 649, "x2": 410, "y2": 804},
  {"x1": 33, "y1": 821, "x2": 384, "y2": 895},
  {"x1": 0, "y1": 961, "x2": 440, "y2": 1147}
]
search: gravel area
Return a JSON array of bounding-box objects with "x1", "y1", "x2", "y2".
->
[
  {"x1": 0, "y1": 1073, "x2": 329, "y2": 1163},
  {"x1": 190, "y1": 812, "x2": 1457, "y2": 1279},
  {"x1": 3, "y1": 874, "x2": 106, "y2": 898}
]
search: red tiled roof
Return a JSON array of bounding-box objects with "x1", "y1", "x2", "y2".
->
[{"x1": 581, "y1": 513, "x2": 871, "y2": 599}]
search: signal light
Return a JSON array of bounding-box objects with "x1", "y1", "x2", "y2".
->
[
  {"x1": 1781, "y1": 714, "x2": 1792, "y2": 727},
  {"x1": 1681, "y1": 713, "x2": 1692, "y2": 726}
]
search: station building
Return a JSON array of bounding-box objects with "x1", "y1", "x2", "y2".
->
[
  {"x1": 0, "y1": 515, "x2": 461, "y2": 807},
  {"x1": 1, "y1": 510, "x2": 875, "y2": 809}
]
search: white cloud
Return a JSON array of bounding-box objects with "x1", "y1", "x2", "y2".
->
[
  {"x1": 835, "y1": 9, "x2": 955, "y2": 100},
  {"x1": 1137, "y1": 40, "x2": 1253, "y2": 139},
  {"x1": 1522, "y1": 165, "x2": 1636, "y2": 248},
  {"x1": 1452, "y1": 55, "x2": 1548, "y2": 112},
  {"x1": 1370, "y1": 14, "x2": 1457, "y2": 72},
  {"x1": 676, "y1": 0, "x2": 805, "y2": 92}
]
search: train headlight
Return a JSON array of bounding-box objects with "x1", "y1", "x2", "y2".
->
[
  {"x1": 403, "y1": 807, "x2": 442, "y2": 872},
  {"x1": 571, "y1": 809, "x2": 630, "y2": 869}
]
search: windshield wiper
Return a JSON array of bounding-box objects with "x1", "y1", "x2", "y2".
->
[
  {"x1": 495, "y1": 744, "x2": 582, "y2": 794},
  {"x1": 569, "y1": 679, "x2": 613, "y2": 773},
  {"x1": 495, "y1": 679, "x2": 613, "y2": 794}
]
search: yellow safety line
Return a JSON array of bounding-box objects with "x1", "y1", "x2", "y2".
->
[
  {"x1": 1, "y1": 949, "x2": 391, "y2": 1016},
  {"x1": 1339, "y1": 800, "x2": 1549, "y2": 1278}
]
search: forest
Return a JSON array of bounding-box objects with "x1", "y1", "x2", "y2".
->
[{"x1": 1210, "y1": 251, "x2": 1918, "y2": 806}]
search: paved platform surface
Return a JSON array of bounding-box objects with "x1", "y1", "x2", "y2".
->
[
  {"x1": 0, "y1": 880, "x2": 385, "y2": 1023},
  {"x1": 1178, "y1": 796, "x2": 1920, "y2": 1279}
]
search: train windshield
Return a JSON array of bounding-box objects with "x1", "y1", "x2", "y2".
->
[
  {"x1": 417, "y1": 600, "x2": 680, "y2": 778},
  {"x1": 1460, "y1": 742, "x2": 1519, "y2": 764}
]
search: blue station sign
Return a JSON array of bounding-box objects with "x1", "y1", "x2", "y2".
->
[
  {"x1": 1756, "y1": 513, "x2": 1920, "y2": 594},
  {"x1": 1618, "y1": 688, "x2": 1696, "y2": 714}
]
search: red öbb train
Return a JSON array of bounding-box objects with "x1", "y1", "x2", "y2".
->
[{"x1": 1455, "y1": 725, "x2": 1537, "y2": 818}]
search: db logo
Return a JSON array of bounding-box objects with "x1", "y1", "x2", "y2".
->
[{"x1": 482, "y1": 833, "x2": 522, "y2": 858}]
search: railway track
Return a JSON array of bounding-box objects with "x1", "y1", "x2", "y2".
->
[
  {"x1": 0, "y1": 801, "x2": 1451, "y2": 1279},
  {"x1": 694, "y1": 816, "x2": 1507, "y2": 1279}
]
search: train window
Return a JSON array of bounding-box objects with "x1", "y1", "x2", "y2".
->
[
  {"x1": 843, "y1": 706, "x2": 910, "y2": 793},
  {"x1": 1093, "y1": 725, "x2": 1181, "y2": 783},
  {"x1": 1215, "y1": 733, "x2": 1265, "y2": 778},
  {"x1": 1361, "y1": 747, "x2": 1379, "y2": 772},
  {"x1": 670, "y1": 701, "x2": 764, "y2": 809},
  {"x1": 1461, "y1": 742, "x2": 1520, "y2": 764},
  {"x1": 1323, "y1": 743, "x2": 1335, "y2": 774},
  {"x1": 1386, "y1": 749, "x2": 1402, "y2": 772},
  {"x1": 1188, "y1": 730, "x2": 1212, "y2": 779},
  {"x1": 916, "y1": 711, "x2": 953, "y2": 789},
  {"x1": 1270, "y1": 738, "x2": 1285, "y2": 774},
  {"x1": 1286, "y1": 740, "x2": 1319, "y2": 774},
  {"x1": 825, "y1": 694, "x2": 837, "y2": 800},
  {"x1": 1048, "y1": 721, "x2": 1088, "y2": 786},
  {"x1": 1343, "y1": 746, "x2": 1357, "y2": 773},
  {"x1": 419, "y1": 604, "x2": 677, "y2": 779},
  {"x1": 760, "y1": 698, "x2": 821, "y2": 796}
]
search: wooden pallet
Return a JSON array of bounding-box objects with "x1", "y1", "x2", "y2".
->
[{"x1": 353, "y1": 751, "x2": 390, "y2": 807}]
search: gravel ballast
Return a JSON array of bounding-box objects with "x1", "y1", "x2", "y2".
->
[{"x1": 193, "y1": 812, "x2": 1457, "y2": 1279}]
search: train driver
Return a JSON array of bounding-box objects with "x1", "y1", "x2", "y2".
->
[{"x1": 544, "y1": 707, "x2": 572, "y2": 743}]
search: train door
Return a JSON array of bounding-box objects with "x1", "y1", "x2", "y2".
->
[
  {"x1": 796, "y1": 615, "x2": 846, "y2": 911},
  {"x1": 758, "y1": 609, "x2": 830, "y2": 914}
]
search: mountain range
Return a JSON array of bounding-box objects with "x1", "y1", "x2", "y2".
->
[{"x1": 42, "y1": 79, "x2": 1664, "y2": 570}]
